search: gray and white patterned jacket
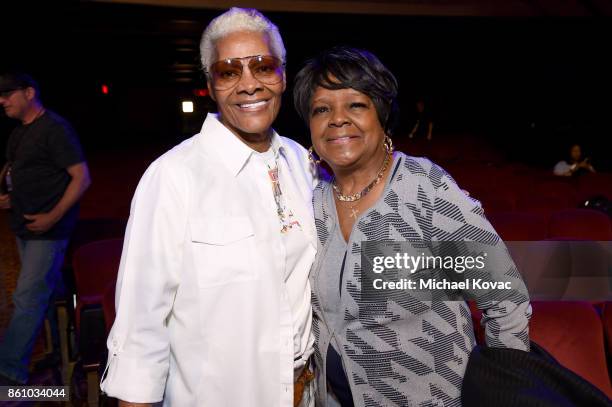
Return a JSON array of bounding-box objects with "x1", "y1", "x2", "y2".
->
[{"x1": 310, "y1": 152, "x2": 531, "y2": 407}]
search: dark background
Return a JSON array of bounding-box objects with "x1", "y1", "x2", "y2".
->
[{"x1": 2, "y1": 1, "x2": 611, "y2": 170}]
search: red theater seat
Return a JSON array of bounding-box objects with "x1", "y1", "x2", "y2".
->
[
  {"x1": 577, "y1": 173, "x2": 612, "y2": 203},
  {"x1": 514, "y1": 177, "x2": 578, "y2": 212},
  {"x1": 471, "y1": 187, "x2": 517, "y2": 213},
  {"x1": 72, "y1": 239, "x2": 123, "y2": 407},
  {"x1": 72, "y1": 238, "x2": 123, "y2": 329},
  {"x1": 67, "y1": 218, "x2": 127, "y2": 263},
  {"x1": 529, "y1": 301, "x2": 612, "y2": 398},
  {"x1": 488, "y1": 211, "x2": 548, "y2": 241},
  {"x1": 537, "y1": 180, "x2": 578, "y2": 206},
  {"x1": 517, "y1": 192, "x2": 574, "y2": 214},
  {"x1": 548, "y1": 209, "x2": 612, "y2": 240},
  {"x1": 469, "y1": 301, "x2": 612, "y2": 397}
]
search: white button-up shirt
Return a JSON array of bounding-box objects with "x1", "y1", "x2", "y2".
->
[{"x1": 100, "y1": 113, "x2": 318, "y2": 406}]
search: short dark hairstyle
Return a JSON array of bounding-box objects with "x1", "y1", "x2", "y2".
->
[{"x1": 293, "y1": 46, "x2": 399, "y2": 135}]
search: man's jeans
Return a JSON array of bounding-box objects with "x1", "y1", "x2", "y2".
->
[{"x1": 0, "y1": 237, "x2": 68, "y2": 383}]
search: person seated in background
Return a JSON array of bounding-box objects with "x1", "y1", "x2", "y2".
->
[{"x1": 553, "y1": 143, "x2": 595, "y2": 176}]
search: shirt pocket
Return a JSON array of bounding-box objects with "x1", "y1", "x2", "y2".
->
[{"x1": 189, "y1": 216, "x2": 258, "y2": 288}]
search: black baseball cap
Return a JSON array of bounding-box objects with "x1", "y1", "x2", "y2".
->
[{"x1": 0, "y1": 72, "x2": 39, "y2": 93}]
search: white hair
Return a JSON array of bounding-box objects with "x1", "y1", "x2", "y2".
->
[{"x1": 200, "y1": 7, "x2": 286, "y2": 74}]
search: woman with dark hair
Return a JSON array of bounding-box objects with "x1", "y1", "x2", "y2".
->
[
  {"x1": 553, "y1": 143, "x2": 596, "y2": 176},
  {"x1": 294, "y1": 47, "x2": 531, "y2": 406}
]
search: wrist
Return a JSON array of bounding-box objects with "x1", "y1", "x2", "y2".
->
[{"x1": 48, "y1": 209, "x2": 64, "y2": 224}]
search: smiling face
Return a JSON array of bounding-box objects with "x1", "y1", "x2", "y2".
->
[
  {"x1": 207, "y1": 30, "x2": 285, "y2": 150},
  {"x1": 309, "y1": 86, "x2": 386, "y2": 172}
]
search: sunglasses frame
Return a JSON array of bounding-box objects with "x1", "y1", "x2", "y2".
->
[{"x1": 208, "y1": 54, "x2": 285, "y2": 90}]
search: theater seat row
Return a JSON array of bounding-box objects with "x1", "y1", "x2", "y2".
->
[{"x1": 488, "y1": 209, "x2": 612, "y2": 241}]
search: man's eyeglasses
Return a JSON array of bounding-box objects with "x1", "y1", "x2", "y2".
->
[{"x1": 208, "y1": 55, "x2": 284, "y2": 90}]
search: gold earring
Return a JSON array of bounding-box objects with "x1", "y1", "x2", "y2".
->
[
  {"x1": 383, "y1": 135, "x2": 394, "y2": 154},
  {"x1": 308, "y1": 146, "x2": 322, "y2": 165}
]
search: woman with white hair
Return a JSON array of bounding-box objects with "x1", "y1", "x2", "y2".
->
[{"x1": 101, "y1": 8, "x2": 317, "y2": 406}]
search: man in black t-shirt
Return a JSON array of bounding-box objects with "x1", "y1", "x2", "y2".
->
[{"x1": 0, "y1": 72, "x2": 91, "y2": 384}]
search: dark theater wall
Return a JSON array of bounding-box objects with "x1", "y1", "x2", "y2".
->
[{"x1": 1, "y1": 1, "x2": 611, "y2": 170}]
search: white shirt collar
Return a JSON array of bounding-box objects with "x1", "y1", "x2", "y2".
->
[{"x1": 198, "y1": 113, "x2": 286, "y2": 177}]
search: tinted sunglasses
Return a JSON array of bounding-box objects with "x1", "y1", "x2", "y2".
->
[{"x1": 209, "y1": 55, "x2": 284, "y2": 90}]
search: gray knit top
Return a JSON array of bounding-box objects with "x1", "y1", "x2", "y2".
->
[{"x1": 310, "y1": 152, "x2": 531, "y2": 407}]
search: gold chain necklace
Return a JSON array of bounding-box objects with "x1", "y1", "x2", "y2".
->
[{"x1": 332, "y1": 151, "x2": 392, "y2": 205}]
